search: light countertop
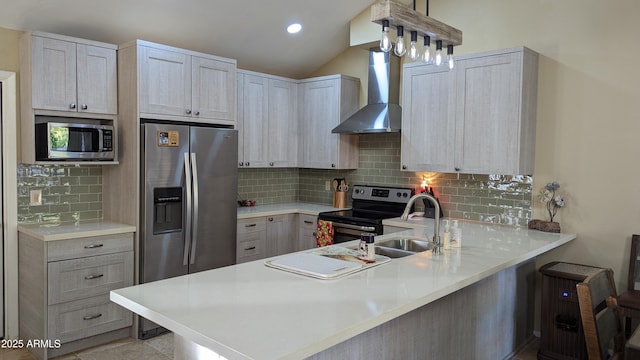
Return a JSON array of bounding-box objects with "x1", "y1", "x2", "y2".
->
[
  {"x1": 111, "y1": 220, "x2": 576, "y2": 360},
  {"x1": 237, "y1": 202, "x2": 346, "y2": 219},
  {"x1": 17, "y1": 220, "x2": 136, "y2": 241}
]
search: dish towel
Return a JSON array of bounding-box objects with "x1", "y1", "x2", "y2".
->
[{"x1": 315, "y1": 220, "x2": 334, "y2": 247}]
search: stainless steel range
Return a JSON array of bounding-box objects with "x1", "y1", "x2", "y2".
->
[{"x1": 318, "y1": 185, "x2": 414, "y2": 243}]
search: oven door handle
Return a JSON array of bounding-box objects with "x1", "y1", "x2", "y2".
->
[{"x1": 332, "y1": 223, "x2": 377, "y2": 232}]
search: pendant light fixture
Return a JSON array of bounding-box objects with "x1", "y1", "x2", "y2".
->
[{"x1": 372, "y1": 0, "x2": 462, "y2": 69}]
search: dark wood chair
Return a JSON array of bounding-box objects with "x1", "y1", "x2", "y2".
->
[
  {"x1": 576, "y1": 268, "x2": 625, "y2": 359},
  {"x1": 618, "y1": 234, "x2": 640, "y2": 337}
]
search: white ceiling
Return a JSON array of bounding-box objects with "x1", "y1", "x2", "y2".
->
[{"x1": 0, "y1": 0, "x2": 378, "y2": 78}]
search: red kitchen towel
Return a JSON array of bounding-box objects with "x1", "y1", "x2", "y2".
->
[{"x1": 316, "y1": 220, "x2": 334, "y2": 247}]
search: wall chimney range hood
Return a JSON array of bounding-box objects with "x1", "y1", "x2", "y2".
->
[{"x1": 332, "y1": 50, "x2": 401, "y2": 134}]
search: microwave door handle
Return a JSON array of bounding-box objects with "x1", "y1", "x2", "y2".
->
[
  {"x1": 189, "y1": 152, "x2": 199, "y2": 265},
  {"x1": 183, "y1": 152, "x2": 192, "y2": 266},
  {"x1": 98, "y1": 128, "x2": 103, "y2": 152}
]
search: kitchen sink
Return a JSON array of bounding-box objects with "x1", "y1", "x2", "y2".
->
[{"x1": 374, "y1": 237, "x2": 435, "y2": 258}]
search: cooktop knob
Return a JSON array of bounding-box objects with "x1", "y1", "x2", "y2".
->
[
  {"x1": 403, "y1": 193, "x2": 408, "y2": 198},
  {"x1": 396, "y1": 192, "x2": 402, "y2": 197}
]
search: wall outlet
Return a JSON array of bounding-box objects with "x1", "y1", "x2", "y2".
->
[
  {"x1": 30, "y1": 189, "x2": 42, "y2": 206},
  {"x1": 325, "y1": 180, "x2": 331, "y2": 191}
]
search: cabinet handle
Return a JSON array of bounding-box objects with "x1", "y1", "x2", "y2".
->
[
  {"x1": 269, "y1": 162, "x2": 274, "y2": 166},
  {"x1": 194, "y1": 111, "x2": 200, "y2": 116},
  {"x1": 83, "y1": 313, "x2": 102, "y2": 321},
  {"x1": 69, "y1": 103, "x2": 77, "y2": 110},
  {"x1": 331, "y1": 163, "x2": 336, "y2": 168},
  {"x1": 312, "y1": 232, "x2": 317, "y2": 236},
  {"x1": 304, "y1": 220, "x2": 314, "y2": 224},
  {"x1": 239, "y1": 162, "x2": 244, "y2": 166},
  {"x1": 84, "y1": 274, "x2": 104, "y2": 280},
  {"x1": 246, "y1": 162, "x2": 250, "y2": 166},
  {"x1": 455, "y1": 167, "x2": 461, "y2": 172},
  {"x1": 402, "y1": 165, "x2": 407, "y2": 170},
  {"x1": 84, "y1": 244, "x2": 104, "y2": 249},
  {"x1": 268, "y1": 217, "x2": 274, "y2": 222},
  {"x1": 244, "y1": 246, "x2": 256, "y2": 251},
  {"x1": 81, "y1": 104, "x2": 88, "y2": 110},
  {"x1": 186, "y1": 109, "x2": 192, "y2": 115},
  {"x1": 245, "y1": 224, "x2": 257, "y2": 228}
]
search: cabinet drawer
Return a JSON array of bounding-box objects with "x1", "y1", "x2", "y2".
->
[
  {"x1": 48, "y1": 294, "x2": 132, "y2": 344},
  {"x1": 299, "y1": 215, "x2": 317, "y2": 230},
  {"x1": 47, "y1": 233, "x2": 134, "y2": 261},
  {"x1": 236, "y1": 237, "x2": 266, "y2": 263},
  {"x1": 237, "y1": 218, "x2": 266, "y2": 235},
  {"x1": 48, "y1": 251, "x2": 133, "y2": 305}
]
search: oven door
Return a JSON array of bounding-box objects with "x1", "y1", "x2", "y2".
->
[{"x1": 331, "y1": 222, "x2": 379, "y2": 244}]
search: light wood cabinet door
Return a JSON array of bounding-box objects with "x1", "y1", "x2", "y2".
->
[
  {"x1": 241, "y1": 74, "x2": 269, "y2": 167},
  {"x1": 301, "y1": 79, "x2": 340, "y2": 168},
  {"x1": 454, "y1": 52, "x2": 523, "y2": 174},
  {"x1": 139, "y1": 46, "x2": 191, "y2": 117},
  {"x1": 31, "y1": 36, "x2": 77, "y2": 112},
  {"x1": 401, "y1": 65, "x2": 455, "y2": 172},
  {"x1": 268, "y1": 79, "x2": 297, "y2": 167},
  {"x1": 266, "y1": 214, "x2": 296, "y2": 257},
  {"x1": 191, "y1": 55, "x2": 236, "y2": 121},
  {"x1": 76, "y1": 44, "x2": 117, "y2": 114},
  {"x1": 297, "y1": 214, "x2": 317, "y2": 251}
]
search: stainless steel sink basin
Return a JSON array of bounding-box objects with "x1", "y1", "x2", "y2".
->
[{"x1": 374, "y1": 237, "x2": 435, "y2": 258}]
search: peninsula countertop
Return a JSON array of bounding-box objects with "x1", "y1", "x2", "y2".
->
[
  {"x1": 237, "y1": 202, "x2": 346, "y2": 219},
  {"x1": 111, "y1": 221, "x2": 576, "y2": 360}
]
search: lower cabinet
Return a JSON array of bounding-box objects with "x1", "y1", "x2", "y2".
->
[
  {"x1": 18, "y1": 231, "x2": 134, "y2": 359},
  {"x1": 236, "y1": 213, "x2": 318, "y2": 263}
]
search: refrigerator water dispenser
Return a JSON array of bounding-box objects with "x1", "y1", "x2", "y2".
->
[{"x1": 153, "y1": 187, "x2": 182, "y2": 234}]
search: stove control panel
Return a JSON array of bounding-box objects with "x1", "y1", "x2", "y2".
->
[{"x1": 352, "y1": 185, "x2": 414, "y2": 204}]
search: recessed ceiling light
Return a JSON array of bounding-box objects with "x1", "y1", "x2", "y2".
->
[{"x1": 287, "y1": 23, "x2": 302, "y2": 34}]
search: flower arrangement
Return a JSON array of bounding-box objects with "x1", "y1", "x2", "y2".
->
[{"x1": 538, "y1": 181, "x2": 566, "y2": 222}]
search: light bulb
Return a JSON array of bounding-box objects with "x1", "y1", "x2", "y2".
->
[
  {"x1": 394, "y1": 26, "x2": 406, "y2": 57},
  {"x1": 422, "y1": 36, "x2": 432, "y2": 64},
  {"x1": 447, "y1": 45, "x2": 455, "y2": 70},
  {"x1": 408, "y1": 31, "x2": 419, "y2": 61},
  {"x1": 435, "y1": 40, "x2": 443, "y2": 66},
  {"x1": 380, "y1": 20, "x2": 392, "y2": 53}
]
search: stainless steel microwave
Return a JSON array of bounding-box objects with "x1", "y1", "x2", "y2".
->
[{"x1": 35, "y1": 121, "x2": 115, "y2": 161}]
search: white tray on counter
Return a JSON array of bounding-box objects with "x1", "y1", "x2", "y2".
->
[{"x1": 265, "y1": 247, "x2": 391, "y2": 280}]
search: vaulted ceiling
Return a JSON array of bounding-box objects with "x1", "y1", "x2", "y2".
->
[{"x1": 0, "y1": 0, "x2": 379, "y2": 78}]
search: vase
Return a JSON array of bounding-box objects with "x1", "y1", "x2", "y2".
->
[{"x1": 528, "y1": 219, "x2": 561, "y2": 233}]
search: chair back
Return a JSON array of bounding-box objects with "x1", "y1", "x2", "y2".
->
[
  {"x1": 628, "y1": 234, "x2": 640, "y2": 291},
  {"x1": 576, "y1": 268, "x2": 624, "y2": 360}
]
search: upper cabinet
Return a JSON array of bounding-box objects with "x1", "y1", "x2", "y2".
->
[
  {"x1": 401, "y1": 47, "x2": 538, "y2": 175},
  {"x1": 237, "y1": 71, "x2": 298, "y2": 168},
  {"x1": 20, "y1": 31, "x2": 119, "y2": 164},
  {"x1": 23, "y1": 32, "x2": 117, "y2": 115},
  {"x1": 136, "y1": 41, "x2": 236, "y2": 125},
  {"x1": 299, "y1": 75, "x2": 360, "y2": 169}
]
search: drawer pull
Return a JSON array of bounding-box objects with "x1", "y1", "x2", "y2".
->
[
  {"x1": 304, "y1": 220, "x2": 314, "y2": 224},
  {"x1": 83, "y1": 313, "x2": 102, "y2": 321},
  {"x1": 84, "y1": 244, "x2": 104, "y2": 249},
  {"x1": 84, "y1": 274, "x2": 104, "y2": 280},
  {"x1": 245, "y1": 224, "x2": 257, "y2": 228},
  {"x1": 244, "y1": 246, "x2": 256, "y2": 251}
]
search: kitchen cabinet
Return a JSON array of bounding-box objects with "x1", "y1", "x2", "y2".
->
[
  {"x1": 236, "y1": 218, "x2": 267, "y2": 264},
  {"x1": 401, "y1": 47, "x2": 538, "y2": 175},
  {"x1": 266, "y1": 214, "x2": 297, "y2": 257},
  {"x1": 297, "y1": 214, "x2": 318, "y2": 251},
  {"x1": 22, "y1": 31, "x2": 117, "y2": 115},
  {"x1": 19, "y1": 31, "x2": 119, "y2": 164},
  {"x1": 299, "y1": 75, "x2": 360, "y2": 169},
  {"x1": 137, "y1": 41, "x2": 236, "y2": 125},
  {"x1": 237, "y1": 71, "x2": 298, "y2": 168},
  {"x1": 18, "y1": 231, "x2": 134, "y2": 359}
]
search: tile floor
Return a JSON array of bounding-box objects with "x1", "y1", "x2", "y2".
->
[{"x1": 1, "y1": 333, "x2": 539, "y2": 359}]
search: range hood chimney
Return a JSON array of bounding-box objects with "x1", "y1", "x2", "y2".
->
[{"x1": 332, "y1": 50, "x2": 401, "y2": 134}]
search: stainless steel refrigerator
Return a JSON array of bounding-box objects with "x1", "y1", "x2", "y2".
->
[{"x1": 139, "y1": 122, "x2": 237, "y2": 339}]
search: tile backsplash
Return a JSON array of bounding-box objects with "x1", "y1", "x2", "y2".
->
[
  {"x1": 18, "y1": 134, "x2": 532, "y2": 226},
  {"x1": 17, "y1": 164, "x2": 103, "y2": 224}
]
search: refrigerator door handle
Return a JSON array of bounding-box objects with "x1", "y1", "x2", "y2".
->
[
  {"x1": 189, "y1": 152, "x2": 199, "y2": 265},
  {"x1": 183, "y1": 152, "x2": 193, "y2": 266}
]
